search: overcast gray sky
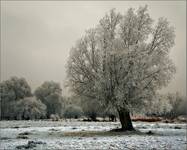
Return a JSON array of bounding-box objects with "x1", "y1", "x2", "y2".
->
[{"x1": 1, "y1": 1, "x2": 186, "y2": 96}]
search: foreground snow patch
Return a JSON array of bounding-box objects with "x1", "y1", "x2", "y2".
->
[{"x1": 0, "y1": 121, "x2": 186, "y2": 150}]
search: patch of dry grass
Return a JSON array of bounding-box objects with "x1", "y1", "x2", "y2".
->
[
  {"x1": 62, "y1": 130, "x2": 145, "y2": 137},
  {"x1": 132, "y1": 116, "x2": 162, "y2": 122}
]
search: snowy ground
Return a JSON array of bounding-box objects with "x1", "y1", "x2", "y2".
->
[{"x1": 0, "y1": 120, "x2": 186, "y2": 149}]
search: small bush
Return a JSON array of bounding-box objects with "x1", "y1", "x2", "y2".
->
[
  {"x1": 50, "y1": 114, "x2": 60, "y2": 121},
  {"x1": 63, "y1": 105, "x2": 83, "y2": 119},
  {"x1": 15, "y1": 97, "x2": 46, "y2": 120}
]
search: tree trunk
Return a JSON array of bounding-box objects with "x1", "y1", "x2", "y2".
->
[
  {"x1": 118, "y1": 109, "x2": 134, "y2": 131},
  {"x1": 90, "y1": 113, "x2": 97, "y2": 121}
]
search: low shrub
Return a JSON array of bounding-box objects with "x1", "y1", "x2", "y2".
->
[{"x1": 63, "y1": 105, "x2": 83, "y2": 119}]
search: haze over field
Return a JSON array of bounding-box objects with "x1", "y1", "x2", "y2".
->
[{"x1": 1, "y1": 1, "x2": 186, "y2": 96}]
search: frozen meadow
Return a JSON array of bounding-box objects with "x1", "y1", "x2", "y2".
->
[{"x1": 0, "y1": 120, "x2": 186, "y2": 150}]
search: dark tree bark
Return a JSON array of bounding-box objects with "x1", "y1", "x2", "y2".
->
[
  {"x1": 109, "y1": 115, "x2": 117, "y2": 122},
  {"x1": 90, "y1": 113, "x2": 97, "y2": 121},
  {"x1": 118, "y1": 109, "x2": 134, "y2": 131}
]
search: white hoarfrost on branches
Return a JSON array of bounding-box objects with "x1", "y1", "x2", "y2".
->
[
  {"x1": 15, "y1": 97, "x2": 47, "y2": 120},
  {"x1": 67, "y1": 6, "x2": 175, "y2": 129},
  {"x1": 0, "y1": 77, "x2": 32, "y2": 119},
  {"x1": 34, "y1": 81, "x2": 64, "y2": 118}
]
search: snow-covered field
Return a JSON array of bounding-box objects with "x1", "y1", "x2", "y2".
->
[{"x1": 0, "y1": 120, "x2": 186, "y2": 149}]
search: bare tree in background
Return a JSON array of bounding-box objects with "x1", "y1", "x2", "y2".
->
[
  {"x1": 67, "y1": 6, "x2": 175, "y2": 131},
  {"x1": 34, "y1": 81, "x2": 63, "y2": 118}
]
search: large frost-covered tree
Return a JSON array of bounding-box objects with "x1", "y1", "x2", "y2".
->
[{"x1": 67, "y1": 6, "x2": 175, "y2": 130}]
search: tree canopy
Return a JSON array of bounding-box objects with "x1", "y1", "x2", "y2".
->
[
  {"x1": 67, "y1": 6, "x2": 176, "y2": 130},
  {"x1": 0, "y1": 77, "x2": 32, "y2": 119},
  {"x1": 34, "y1": 81, "x2": 63, "y2": 118}
]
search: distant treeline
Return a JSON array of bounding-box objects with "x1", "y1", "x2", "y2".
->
[
  {"x1": 0, "y1": 77, "x2": 117, "y2": 121},
  {"x1": 0, "y1": 77, "x2": 186, "y2": 120}
]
